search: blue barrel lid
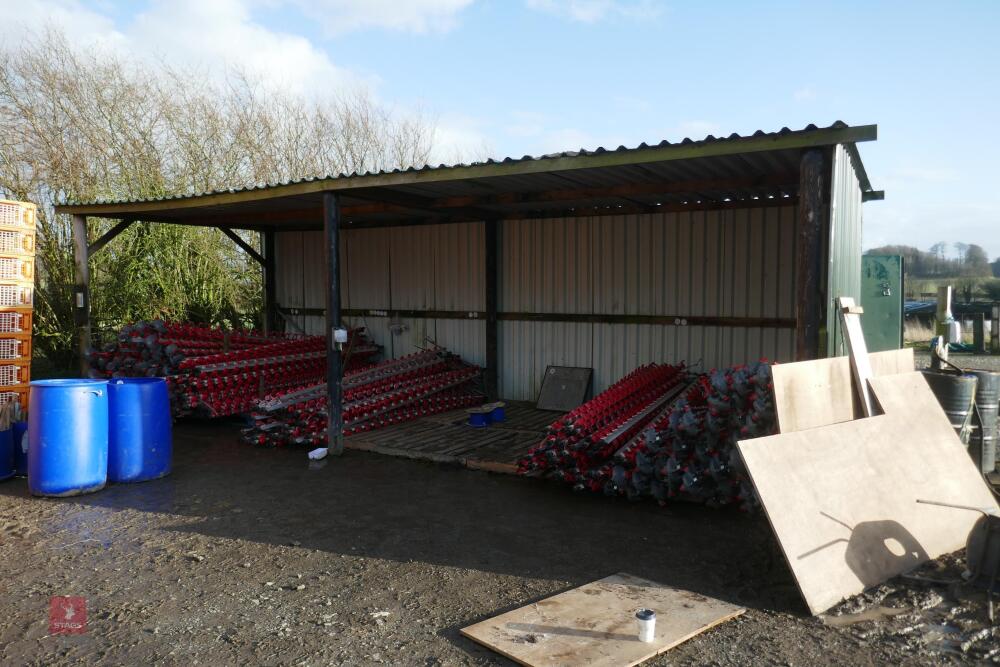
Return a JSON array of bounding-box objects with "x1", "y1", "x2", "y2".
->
[
  {"x1": 635, "y1": 608, "x2": 656, "y2": 620},
  {"x1": 110, "y1": 377, "x2": 166, "y2": 385},
  {"x1": 31, "y1": 378, "x2": 109, "y2": 387}
]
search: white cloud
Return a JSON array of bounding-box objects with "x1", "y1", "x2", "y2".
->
[
  {"x1": 2, "y1": 0, "x2": 371, "y2": 97},
  {"x1": 128, "y1": 0, "x2": 366, "y2": 96},
  {"x1": 288, "y1": 0, "x2": 474, "y2": 35},
  {"x1": 0, "y1": 0, "x2": 127, "y2": 52},
  {"x1": 525, "y1": 0, "x2": 662, "y2": 23},
  {"x1": 431, "y1": 113, "x2": 496, "y2": 164}
]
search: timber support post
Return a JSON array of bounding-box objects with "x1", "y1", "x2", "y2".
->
[
  {"x1": 323, "y1": 193, "x2": 344, "y2": 455},
  {"x1": 484, "y1": 219, "x2": 499, "y2": 400},
  {"x1": 71, "y1": 214, "x2": 91, "y2": 377},
  {"x1": 263, "y1": 230, "x2": 277, "y2": 334},
  {"x1": 795, "y1": 149, "x2": 827, "y2": 360}
]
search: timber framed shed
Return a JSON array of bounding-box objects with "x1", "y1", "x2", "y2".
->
[{"x1": 56, "y1": 121, "x2": 882, "y2": 454}]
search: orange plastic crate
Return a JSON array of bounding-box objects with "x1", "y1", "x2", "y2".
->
[
  {"x1": 0, "y1": 385, "x2": 29, "y2": 412},
  {"x1": 0, "y1": 283, "x2": 32, "y2": 307},
  {"x1": 0, "y1": 200, "x2": 36, "y2": 230},
  {"x1": 0, "y1": 334, "x2": 30, "y2": 360},
  {"x1": 0, "y1": 360, "x2": 30, "y2": 387},
  {"x1": 0, "y1": 309, "x2": 31, "y2": 334},
  {"x1": 0, "y1": 257, "x2": 33, "y2": 281},
  {"x1": 0, "y1": 228, "x2": 35, "y2": 255}
]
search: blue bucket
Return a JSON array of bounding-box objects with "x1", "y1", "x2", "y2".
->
[
  {"x1": 12, "y1": 421, "x2": 27, "y2": 476},
  {"x1": 28, "y1": 379, "x2": 109, "y2": 497},
  {"x1": 107, "y1": 378, "x2": 172, "y2": 483},
  {"x1": 467, "y1": 408, "x2": 490, "y2": 428},
  {"x1": 489, "y1": 402, "x2": 506, "y2": 423},
  {"x1": 0, "y1": 428, "x2": 13, "y2": 481}
]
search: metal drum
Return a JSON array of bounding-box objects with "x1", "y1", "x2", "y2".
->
[
  {"x1": 921, "y1": 370, "x2": 978, "y2": 446},
  {"x1": 28, "y1": 379, "x2": 108, "y2": 497},
  {"x1": 969, "y1": 369, "x2": 1000, "y2": 474}
]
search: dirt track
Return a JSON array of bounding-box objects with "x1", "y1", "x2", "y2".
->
[{"x1": 0, "y1": 420, "x2": 995, "y2": 665}]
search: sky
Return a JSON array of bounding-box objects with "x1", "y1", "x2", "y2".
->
[{"x1": 5, "y1": 0, "x2": 999, "y2": 258}]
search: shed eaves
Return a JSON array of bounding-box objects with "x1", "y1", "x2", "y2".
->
[{"x1": 54, "y1": 121, "x2": 879, "y2": 229}]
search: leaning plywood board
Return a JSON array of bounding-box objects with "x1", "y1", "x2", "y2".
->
[
  {"x1": 460, "y1": 573, "x2": 744, "y2": 667},
  {"x1": 770, "y1": 348, "x2": 914, "y2": 433},
  {"x1": 738, "y1": 371, "x2": 998, "y2": 615}
]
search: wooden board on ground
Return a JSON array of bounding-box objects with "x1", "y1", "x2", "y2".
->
[
  {"x1": 460, "y1": 573, "x2": 744, "y2": 667},
  {"x1": 738, "y1": 371, "x2": 998, "y2": 615},
  {"x1": 770, "y1": 348, "x2": 914, "y2": 433}
]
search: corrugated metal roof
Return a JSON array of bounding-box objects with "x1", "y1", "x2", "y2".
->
[{"x1": 54, "y1": 121, "x2": 879, "y2": 229}]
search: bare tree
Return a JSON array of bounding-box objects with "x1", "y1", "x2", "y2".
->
[{"x1": 0, "y1": 28, "x2": 438, "y2": 369}]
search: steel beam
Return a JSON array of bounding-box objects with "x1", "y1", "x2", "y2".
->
[
  {"x1": 484, "y1": 220, "x2": 499, "y2": 399},
  {"x1": 795, "y1": 149, "x2": 828, "y2": 360},
  {"x1": 323, "y1": 192, "x2": 344, "y2": 455},
  {"x1": 71, "y1": 214, "x2": 91, "y2": 377},
  {"x1": 263, "y1": 230, "x2": 277, "y2": 334}
]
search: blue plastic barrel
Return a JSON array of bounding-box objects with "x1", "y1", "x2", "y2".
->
[
  {"x1": 12, "y1": 421, "x2": 27, "y2": 476},
  {"x1": 28, "y1": 379, "x2": 109, "y2": 497},
  {"x1": 107, "y1": 378, "x2": 172, "y2": 483},
  {"x1": 0, "y1": 428, "x2": 13, "y2": 481}
]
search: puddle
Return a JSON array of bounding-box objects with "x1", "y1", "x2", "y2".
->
[{"x1": 822, "y1": 605, "x2": 909, "y2": 627}]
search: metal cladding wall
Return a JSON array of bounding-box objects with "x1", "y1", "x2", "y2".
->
[
  {"x1": 826, "y1": 144, "x2": 865, "y2": 356},
  {"x1": 275, "y1": 204, "x2": 799, "y2": 401},
  {"x1": 275, "y1": 223, "x2": 486, "y2": 363},
  {"x1": 499, "y1": 206, "x2": 798, "y2": 399}
]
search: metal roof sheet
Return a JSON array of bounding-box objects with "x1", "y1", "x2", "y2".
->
[{"x1": 54, "y1": 121, "x2": 879, "y2": 229}]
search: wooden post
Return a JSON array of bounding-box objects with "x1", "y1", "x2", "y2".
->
[
  {"x1": 323, "y1": 193, "x2": 344, "y2": 455},
  {"x1": 484, "y1": 220, "x2": 499, "y2": 400},
  {"x1": 72, "y1": 214, "x2": 91, "y2": 377},
  {"x1": 263, "y1": 230, "x2": 277, "y2": 334},
  {"x1": 795, "y1": 149, "x2": 827, "y2": 360}
]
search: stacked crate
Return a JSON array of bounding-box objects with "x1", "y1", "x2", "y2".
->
[{"x1": 0, "y1": 200, "x2": 35, "y2": 411}]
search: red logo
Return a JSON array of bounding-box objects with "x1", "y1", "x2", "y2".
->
[{"x1": 49, "y1": 597, "x2": 87, "y2": 635}]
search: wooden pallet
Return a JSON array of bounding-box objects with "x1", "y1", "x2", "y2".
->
[{"x1": 344, "y1": 401, "x2": 557, "y2": 473}]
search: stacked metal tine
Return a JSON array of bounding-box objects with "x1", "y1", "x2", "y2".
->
[
  {"x1": 0, "y1": 200, "x2": 36, "y2": 413},
  {"x1": 91, "y1": 321, "x2": 380, "y2": 417},
  {"x1": 517, "y1": 363, "x2": 688, "y2": 488},
  {"x1": 518, "y1": 360, "x2": 777, "y2": 510},
  {"x1": 623, "y1": 361, "x2": 776, "y2": 510},
  {"x1": 243, "y1": 347, "x2": 484, "y2": 448}
]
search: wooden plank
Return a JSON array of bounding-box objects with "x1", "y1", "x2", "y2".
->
[
  {"x1": 771, "y1": 348, "x2": 913, "y2": 433},
  {"x1": 460, "y1": 573, "x2": 744, "y2": 667},
  {"x1": 738, "y1": 371, "x2": 999, "y2": 615},
  {"x1": 837, "y1": 296, "x2": 875, "y2": 416}
]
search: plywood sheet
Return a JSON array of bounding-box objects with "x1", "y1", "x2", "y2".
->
[
  {"x1": 771, "y1": 348, "x2": 914, "y2": 433},
  {"x1": 738, "y1": 371, "x2": 997, "y2": 615},
  {"x1": 461, "y1": 573, "x2": 744, "y2": 667}
]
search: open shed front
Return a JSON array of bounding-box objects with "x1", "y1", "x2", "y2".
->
[{"x1": 55, "y1": 122, "x2": 881, "y2": 466}]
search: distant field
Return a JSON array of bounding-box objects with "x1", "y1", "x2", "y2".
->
[{"x1": 906, "y1": 276, "x2": 996, "y2": 300}]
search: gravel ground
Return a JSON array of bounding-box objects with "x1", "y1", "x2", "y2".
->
[
  {"x1": 1, "y1": 420, "x2": 997, "y2": 665},
  {"x1": 913, "y1": 350, "x2": 1000, "y2": 372}
]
